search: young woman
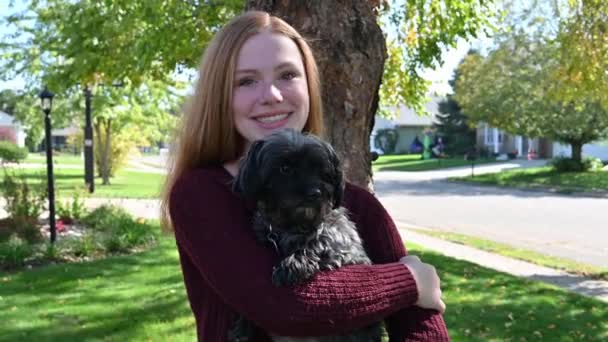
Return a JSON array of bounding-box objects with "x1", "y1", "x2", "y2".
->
[{"x1": 161, "y1": 10, "x2": 448, "y2": 341}]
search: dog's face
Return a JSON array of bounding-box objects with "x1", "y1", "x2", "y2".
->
[{"x1": 233, "y1": 129, "x2": 344, "y2": 230}]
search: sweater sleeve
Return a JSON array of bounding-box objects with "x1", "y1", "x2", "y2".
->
[
  {"x1": 169, "y1": 169, "x2": 419, "y2": 336},
  {"x1": 345, "y1": 184, "x2": 450, "y2": 341}
]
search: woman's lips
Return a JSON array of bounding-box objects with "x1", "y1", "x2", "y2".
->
[{"x1": 253, "y1": 112, "x2": 292, "y2": 129}]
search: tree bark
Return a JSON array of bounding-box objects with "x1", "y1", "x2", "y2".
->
[
  {"x1": 570, "y1": 141, "x2": 583, "y2": 163},
  {"x1": 102, "y1": 119, "x2": 112, "y2": 185},
  {"x1": 94, "y1": 118, "x2": 113, "y2": 185},
  {"x1": 245, "y1": 0, "x2": 386, "y2": 189}
]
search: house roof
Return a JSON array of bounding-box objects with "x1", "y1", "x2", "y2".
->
[
  {"x1": 52, "y1": 125, "x2": 80, "y2": 136},
  {"x1": 373, "y1": 96, "x2": 442, "y2": 130}
]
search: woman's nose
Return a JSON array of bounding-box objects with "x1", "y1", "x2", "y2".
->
[{"x1": 261, "y1": 81, "x2": 283, "y2": 104}]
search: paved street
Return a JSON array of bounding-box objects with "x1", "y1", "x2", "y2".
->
[{"x1": 373, "y1": 161, "x2": 608, "y2": 268}]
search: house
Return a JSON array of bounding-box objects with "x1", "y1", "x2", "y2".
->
[
  {"x1": 371, "y1": 97, "x2": 441, "y2": 154},
  {"x1": 0, "y1": 110, "x2": 27, "y2": 147},
  {"x1": 37, "y1": 125, "x2": 81, "y2": 152},
  {"x1": 477, "y1": 124, "x2": 608, "y2": 160}
]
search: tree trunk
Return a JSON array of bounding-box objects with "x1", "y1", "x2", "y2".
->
[
  {"x1": 94, "y1": 122, "x2": 103, "y2": 177},
  {"x1": 94, "y1": 119, "x2": 112, "y2": 185},
  {"x1": 245, "y1": 0, "x2": 386, "y2": 189},
  {"x1": 571, "y1": 141, "x2": 583, "y2": 163},
  {"x1": 102, "y1": 119, "x2": 112, "y2": 185}
]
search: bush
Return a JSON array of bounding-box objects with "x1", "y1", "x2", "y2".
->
[
  {"x1": 1, "y1": 204, "x2": 159, "y2": 271},
  {"x1": 550, "y1": 157, "x2": 603, "y2": 172},
  {"x1": 0, "y1": 218, "x2": 42, "y2": 244},
  {"x1": 56, "y1": 189, "x2": 88, "y2": 224},
  {"x1": 587, "y1": 157, "x2": 604, "y2": 171},
  {"x1": 1, "y1": 171, "x2": 47, "y2": 222},
  {"x1": 81, "y1": 205, "x2": 132, "y2": 231},
  {"x1": 42, "y1": 242, "x2": 60, "y2": 261},
  {"x1": 0, "y1": 141, "x2": 28, "y2": 164},
  {"x1": 374, "y1": 129, "x2": 399, "y2": 154},
  {"x1": 82, "y1": 205, "x2": 158, "y2": 253},
  {"x1": 0, "y1": 235, "x2": 34, "y2": 269},
  {"x1": 64, "y1": 233, "x2": 99, "y2": 258}
]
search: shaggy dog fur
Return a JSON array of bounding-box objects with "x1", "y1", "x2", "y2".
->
[{"x1": 229, "y1": 129, "x2": 383, "y2": 342}]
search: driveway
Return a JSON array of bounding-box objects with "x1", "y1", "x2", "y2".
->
[{"x1": 373, "y1": 161, "x2": 608, "y2": 268}]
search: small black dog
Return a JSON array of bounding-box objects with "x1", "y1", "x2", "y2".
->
[{"x1": 230, "y1": 129, "x2": 383, "y2": 342}]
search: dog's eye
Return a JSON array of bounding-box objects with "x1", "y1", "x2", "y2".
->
[{"x1": 280, "y1": 165, "x2": 292, "y2": 175}]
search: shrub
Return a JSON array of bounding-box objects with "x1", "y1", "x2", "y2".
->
[
  {"x1": 587, "y1": 157, "x2": 604, "y2": 171},
  {"x1": 374, "y1": 129, "x2": 399, "y2": 154},
  {"x1": 0, "y1": 235, "x2": 34, "y2": 269},
  {"x1": 1, "y1": 171, "x2": 47, "y2": 222},
  {"x1": 0, "y1": 218, "x2": 42, "y2": 244},
  {"x1": 550, "y1": 157, "x2": 603, "y2": 172},
  {"x1": 56, "y1": 188, "x2": 88, "y2": 224},
  {"x1": 42, "y1": 242, "x2": 60, "y2": 261},
  {"x1": 82, "y1": 205, "x2": 158, "y2": 253},
  {"x1": 66, "y1": 233, "x2": 99, "y2": 258},
  {"x1": 81, "y1": 205, "x2": 132, "y2": 231},
  {"x1": 0, "y1": 141, "x2": 28, "y2": 164}
]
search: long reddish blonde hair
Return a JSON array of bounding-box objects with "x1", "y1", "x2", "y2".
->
[{"x1": 161, "y1": 11, "x2": 323, "y2": 231}]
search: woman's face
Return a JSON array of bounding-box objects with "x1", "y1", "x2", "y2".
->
[{"x1": 232, "y1": 31, "x2": 310, "y2": 146}]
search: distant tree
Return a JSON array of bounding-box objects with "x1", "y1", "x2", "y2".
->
[
  {"x1": 0, "y1": 89, "x2": 19, "y2": 115},
  {"x1": 3, "y1": 0, "x2": 499, "y2": 187},
  {"x1": 434, "y1": 98, "x2": 475, "y2": 156},
  {"x1": 433, "y1": 54, "x2": 476, "y2": 156}
]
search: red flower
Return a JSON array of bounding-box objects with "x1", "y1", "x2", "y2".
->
[{"x1": 56, "y1": 220, "x2": 66, "y2": 233}]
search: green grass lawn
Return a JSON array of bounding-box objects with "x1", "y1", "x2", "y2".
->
[
  {"x1": 408, "y1": 228, "x2": 608, "y2": 280},
  {"x1": 2, "y1": 167, "x2": 165, "y2": 199},
  {"x1": 451, "y1": 166, "x2": 608, "y2": 193},
  {"x1": 24, "y1": 153, "x2": 84, "y2": 166},
  {"x1": 373, "y1": 154, "x2": 500, "y2": 172},
  {"x1": 1, "y1": 237, "x2": 606, "y2": 341}
]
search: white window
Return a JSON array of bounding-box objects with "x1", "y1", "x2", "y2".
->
[{"x1": 484, "y1": 124, "x2": 503, "y2": 145}]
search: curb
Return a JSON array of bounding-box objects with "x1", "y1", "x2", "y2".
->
[
  {"x1": 446, "y1": 179, "x2": 608, "y2": 199},
  {"x1": 396, "y1": 223, "x2": 608, "y2": 303}
]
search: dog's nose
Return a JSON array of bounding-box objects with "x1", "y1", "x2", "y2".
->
[{"x1": 306, "y1": 187, "x2": 322, "y2": 200}]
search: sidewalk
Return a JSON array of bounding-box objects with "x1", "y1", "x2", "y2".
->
[{"x1": 397, "y1": 224, "x2": 608, "y2": 303}]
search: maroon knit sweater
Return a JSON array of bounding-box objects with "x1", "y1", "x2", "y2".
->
[{"x1": 169, "y1": 166, "x2": 449, "y2": 341}]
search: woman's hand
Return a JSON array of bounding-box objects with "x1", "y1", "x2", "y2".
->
[{"x1": 400, "y1": 255, "x2": 446, "y2": 313}]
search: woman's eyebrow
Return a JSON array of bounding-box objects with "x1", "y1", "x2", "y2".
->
[
  {"x1": 235, "y1": 68, "x2": 258, "y2": 75},
  {"x1": 275, "y1": 61, "x2": 299, "y2": 70},
  {"x1": 235, "y1": 61, "x2": 300, "y2": 75}
]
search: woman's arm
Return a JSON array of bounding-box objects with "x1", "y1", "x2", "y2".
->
[
  {"x1": 170, "y1": 169, "x2": 419, "y2": 336},
  {"x1": 344, "y1": 184, "x2": 449, "y2": 341}
]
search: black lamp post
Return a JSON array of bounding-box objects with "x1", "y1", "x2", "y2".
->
[
  {"x1": 82, "y1": 82, "x2": 123, "y2": 193},
  {"x1": 39, "y1": 87, "x2": 57, "y2": 244}
]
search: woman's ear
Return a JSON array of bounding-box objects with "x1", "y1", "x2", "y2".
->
[{"x1": 232, "y1": 140, "x2": 265, "y2": 199}]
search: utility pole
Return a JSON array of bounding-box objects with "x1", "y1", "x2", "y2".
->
[{"x1": 84, "y1": 86, "x2": 95, "y2": 193}]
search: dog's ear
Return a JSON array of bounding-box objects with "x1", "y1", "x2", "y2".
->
[
  {"x1": 324, "y1": 140, "x2": 345, "y2": 209},
  {"x1": 233, "y1": 140, "x2": 265, "y2": 199}
]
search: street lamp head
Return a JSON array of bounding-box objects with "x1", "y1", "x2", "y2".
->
[{"x1": 39, "y1": 87, "x2": 55, "y2": 114}]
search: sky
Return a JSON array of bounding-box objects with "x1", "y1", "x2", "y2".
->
[
  {"x1": 0, "y1": 0, "x2": 27, "y2": 90},
  {"x1": 0, "y1": 0, "x2": 489, "y2": 96}
]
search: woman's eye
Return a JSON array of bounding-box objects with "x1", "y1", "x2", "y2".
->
[
  {"x1": 280, "y1": 71, "x2": 297, "y2": 81},
  {"x1": 280, "y1": 165, "x2": 292, "y2": 175},
  {"x1": 237, "y1": 78, "x2": 255, "y2": 87}
]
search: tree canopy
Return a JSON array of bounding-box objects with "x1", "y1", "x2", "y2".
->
[
  {"x1": 454, "y1": 0, "x2": 608, "y2": 162},
  {"x1": 2, "y1": 0, "x2": 498, "y2": 115}
]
